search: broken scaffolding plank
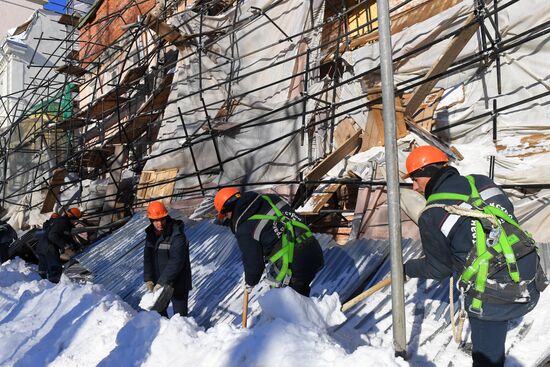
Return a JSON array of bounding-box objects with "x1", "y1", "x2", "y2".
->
[
  {"x1": 143, "y1": 14, "x2": 188, "y2": 49},
  {"x1": 78, "y1": 88, "x2": 129, "y2": 121},
  {"x1": 404, "y1": 10, "x2": 480, "y2": 117},
  {"x1": 58, "y1": 14, "x2": 81, "y2": 27},
  {"x1": 106, "y1": 73, "x2": 173, "y2": 145},
  {"x1": 306, "y1": 129, "x2": 362, "y2": 181},
  {"x1": 58, "y1": 117, "x2": 88, "y2": 131},
  {"x1": 56, "y1": 64, "x2": 88, "y2": 77},
  {"x1": 296, "y1": 183, "x2": 341, "y2": 215},
  {"x1": 81, "y1": 147, "x2": 115, "y2": 168},
  {"x1": 407, "y1": 88, "x2": 444, "y2": 131}
]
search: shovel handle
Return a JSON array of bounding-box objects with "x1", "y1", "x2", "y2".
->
[
  {"x1": 341, "y1": 277, "x2": 392, "y2": 312},
  {"x1": 242, "y1": 284, "x2": 249, "y2": 328}
]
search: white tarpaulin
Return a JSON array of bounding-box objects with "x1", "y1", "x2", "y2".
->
[{"x1": 143, "y1": 0, "x2": 326, "y2": 189}]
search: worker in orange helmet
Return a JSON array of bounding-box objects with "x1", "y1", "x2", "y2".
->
[
  {"x1": 215, "y1": 187, "x2": 324, "y2": 297},
  {"x1": 402, "y1": 145, "x2": 542, "y2": 367},
  {"x1": 36, "y1": 207, "x2": 82, "y2": 283},
  {"x1": 143, "y1": 201, "x2": 192, "y2": 317}
]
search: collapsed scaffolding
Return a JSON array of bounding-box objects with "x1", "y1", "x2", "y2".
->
[{"x1": 0, "y1": 0, "x2": 549, "y2": 243}]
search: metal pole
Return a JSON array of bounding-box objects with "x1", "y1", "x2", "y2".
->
[{"x1": 376, "y1": 0, "x2": 407, "y2": 359}]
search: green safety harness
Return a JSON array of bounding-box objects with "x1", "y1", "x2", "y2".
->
[
  {"x1": 424, "y1": 175, "x2": 536, "y2": 315},
  {"x1": 247, "y1": 195, "x2": 313, "y2": 286}
]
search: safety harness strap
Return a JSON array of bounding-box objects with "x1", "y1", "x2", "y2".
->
[
  {"x1": 248, "y1": 195, "x2": 313, "y2": 285},
  {"x1": 426, "y1": 175, "x2": 534, "y2": 313}
]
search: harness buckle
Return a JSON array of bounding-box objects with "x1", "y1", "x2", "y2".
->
[
  {"x1": 457, "y1": 278, "x2": 471, "y2": 294},
  {"x1": 486, "y1": 225, "x2": 500, "y2": 247},
  {"x1": 468, "y1": 304, "x2": 483, "y2": 316},
  {"x1": 265, "y1": 261, "x2": 291, "y2": 288}
]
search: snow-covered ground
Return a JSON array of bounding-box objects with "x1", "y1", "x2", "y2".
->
[
  {"x1": 0, "y1": 258, "x2": 405, "y2": 367},
  {"x1": 0, "y1": 256, "x2": 549, "y2": 366}
]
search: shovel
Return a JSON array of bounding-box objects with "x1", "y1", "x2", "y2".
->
[
  {"x1": 151, "y1": 284, "x2": 174, "y2": 313},
  {"x1": 341, "y1": 277, "x2": 391, "y2": 312}
]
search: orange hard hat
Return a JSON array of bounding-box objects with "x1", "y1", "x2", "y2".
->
[
  {"x1": 404, "y1": 146, "x2": 449, "y2": 178},
  {"x1": 67, "y1": 207, "x2": 82, "y2": 219},
  {"x1": 214, "y1": 187, "x2": 241, "y2": 216},
  {"x1": 51, "y1": 212, "x2": 60, "y2": 219},
  {"x1": 147, "y1": 201, "x2": 168, "y2": 220}
]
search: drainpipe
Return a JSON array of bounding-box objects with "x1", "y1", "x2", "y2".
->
[{"x1": 376, "y1": 0, "x2": 407, "y2": 359}]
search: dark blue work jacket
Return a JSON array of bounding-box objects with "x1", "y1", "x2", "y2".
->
[
  {"x1": 144, "y1": 217, "x2": 192, "y2": 294},
  {"x1": 405, "y1": 167, "x2": 539, "y2": 321}
]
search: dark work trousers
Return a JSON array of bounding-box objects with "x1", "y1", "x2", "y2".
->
[
  {"x1": 470, "y1": 317, "x2": 508, "y2": 367},
  {"x1": 289, "y1": 274, "x2": 315, "y2": 297},
  {"x1": 37, "y1": 253, "x2": 62, "y2": 283},
  {"x1": 0, "y1": 243, "x2": 8, "y2": 263},
  {"x1": 159, "y1": 289, "x2": 189, "y2": 318}
]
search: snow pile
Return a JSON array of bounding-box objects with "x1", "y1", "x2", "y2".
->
[{"x1": 0, "y1": 259, "x2": 407, "y2": 367}]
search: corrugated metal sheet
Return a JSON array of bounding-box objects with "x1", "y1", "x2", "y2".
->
[
  {"x1": 328, "y1": 238, "x2": 459, "y2": 353},
  {"x1": 74, "y1": 212, "x2": 404, "y2": 328}
]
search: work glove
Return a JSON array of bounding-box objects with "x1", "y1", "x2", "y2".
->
[
  {"x1": 145, "y1": 281, "x2": 154, "y2": 292},
  {"x1": 245, "y1": 283, "x2": 254, "y2": 294},
  {"x1": 59, "y1": 247, "x2": 76, "y2": 261},
  {"x1": 153, "y1": 283, "x2": 163, "y2": 292}
]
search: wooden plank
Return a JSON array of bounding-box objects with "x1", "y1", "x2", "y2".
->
[
  {"x1": 41, "y1": 169, "x2": 67, "y2": 213},
  {"x1": 405, "y1": 11, "x2": 479, "y2": 116},
  {"x1": 297, "y1": 183, "x2": 341, "y2": 215},
  {"x1": 213, "y1": 98, "x2": 239, "y2": 124},
  {"x1": 136, "y1": 168, "x2": 178, "y2": 206},
  {"x1": 409, "y1": 88, "x2": 444, "y2": 130},
  {"x1": 361, "y1": 104, "x2": 384, "y2": 151},
  {"x1": 143, "y1": 14, "x2": 187, "y2": 50},
  {"x1": 58, "y1": 117, "x2": 88, "y2": 131},
  {"x1": 58, "y1": 14, "x2": 81, "y2": 27},
  {"x1": 334, "y1": 117, "x2": 359, "y2": 148},
  {"x1": 120, "y1": 65, "x2": 148, "y2": 86},
  {"x1": 305, "y1": 129, "x2": 362, "y2": 181}
]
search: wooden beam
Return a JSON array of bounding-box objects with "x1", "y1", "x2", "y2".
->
[
  {"x1": 405, "y1": 12, "x2": 479, "y2": 117},
  {"x1": 361, "y1": 96, "x2": 407, "y2": 151},
  {"x1": 305, "y1": 129, "x2": 362, "y2": 181},
  {"x1": 106, "y1": 73, "x2": 173, "y2": 145},
  {"x1": 41, "y1": 169, "x2": 66, "y2": 213},
  {"x1": 143, "y1": 14, "x2": 187, "y2": 50}
]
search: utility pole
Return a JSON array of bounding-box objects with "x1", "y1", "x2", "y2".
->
[{"x1": 376, "y1": 0, "x2": 407, "y2": 359}]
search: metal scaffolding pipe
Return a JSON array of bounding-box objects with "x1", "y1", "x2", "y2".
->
[{"x1": 376, "y1": 0, "x2": 407, "y2": 359}]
